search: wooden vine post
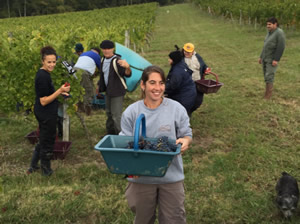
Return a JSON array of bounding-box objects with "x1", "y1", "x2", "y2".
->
[
  {"x1": 62, "y1": 101, "x2": 70, "y2": 141},
  {"x1": 125, "y1": 30, "x2": 130, "y2": 48}
]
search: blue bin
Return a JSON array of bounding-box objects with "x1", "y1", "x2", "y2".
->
[
  {"x1": 94, "y1": 114, "x2": 181, "y2": 177},
  {"x1": 91, "y1": 94, "x2": 105, "y2": 109}
]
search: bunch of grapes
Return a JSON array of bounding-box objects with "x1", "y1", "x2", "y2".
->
[{"x1": 127, "y1": 136, "x2": 177, "y2": 152}]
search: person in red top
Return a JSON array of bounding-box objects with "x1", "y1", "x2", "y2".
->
[{"x1": 27, "y1": 46, "x2": 70, "y2": 176}]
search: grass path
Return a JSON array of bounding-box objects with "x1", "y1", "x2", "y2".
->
[
  {"x1": 144, "y1": 3, "x2": 300, "y2": 223},
  {"x1": 1, "y1": 3, "x2": 300, "y2": 224}
]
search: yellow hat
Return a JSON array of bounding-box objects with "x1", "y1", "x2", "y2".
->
[{"x1": 183, "y1": 43, "x2": 195, "y2": 52}]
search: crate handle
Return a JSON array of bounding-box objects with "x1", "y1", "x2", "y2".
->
[
  {"x1": 203, "y1": 71, "x2": 219, "y2": 84},
  {"x1": 133, "y1": 113, "x2": 146, "y2": 151}
]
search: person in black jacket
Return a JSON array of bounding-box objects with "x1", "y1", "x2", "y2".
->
[
  {"x1": 183, "y1": 43, "x2": 211, "y2": 113},
  {"x1": 165, "y1": 46, "x2": 196, "y2": 116},
  {"x1": 97, "y1": 40, "x2": 131, "y2": 135},
  {"x1": 27, "y1": 46, "x2": 70, "y2": 176}
]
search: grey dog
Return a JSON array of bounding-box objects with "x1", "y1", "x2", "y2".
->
[{"x1": 276, "y1": 172, "x2": 299, "y2": 219}]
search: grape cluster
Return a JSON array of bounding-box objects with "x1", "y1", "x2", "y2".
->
[{"x1": 127, "y1": 136, "x2": 177, "y2": 152}]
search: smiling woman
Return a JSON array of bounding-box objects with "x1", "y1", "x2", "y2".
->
[
  {"x1": 119, "y1": 65, "x2": 193, "y2": 223},
  {"x1": 41, "y1": 53, "x2": 57, "y2": 73},
  {"x1": 141, "y1": 68, "x2": 165, "y2": 108},
  {"x1": 27, "y1": 46, "x2": 71, "y2": 176}
]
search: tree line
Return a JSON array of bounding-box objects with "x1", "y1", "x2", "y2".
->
[{"x1": 0, "y1": 0, "x2": 185, "y2": 18}]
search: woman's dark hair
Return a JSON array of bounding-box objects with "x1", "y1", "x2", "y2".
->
[
  {"x1": 141, "y1": 65, "x2": 165, "y2": 84},
  {"x1": 40, "y1": 46, "x2": 57, "y2": 61},
  {"x1": 140, "y1": 65, "x2": 165, "y2": 99},
  {"x1": 267, "y1": 17, "x2": 279, "y2": 26},
  {"x1": 168, "y1": 45, "x2": 183, "y2": 66}
]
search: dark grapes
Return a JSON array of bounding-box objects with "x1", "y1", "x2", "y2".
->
[{"x1": 127, "y1": 136, "x2": 177, "y2": 152}]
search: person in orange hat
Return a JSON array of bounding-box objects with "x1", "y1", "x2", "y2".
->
[
  {"x1": 183, "y1": 43, "x2": 211, "y2": 113},
  {"x1": 165, "y1": 45, "x2": 196, "y2": 116}
]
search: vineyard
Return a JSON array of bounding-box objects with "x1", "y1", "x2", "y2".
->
[
  {"x1": 192, "y1": 0, "x2": 300, "y2": 28},
  {"x1": 1, "y1": 2, "x2": 300, "y2": 223},
  {"x1": 0, "y1": 2, "x2": 157, "y2": 113}
]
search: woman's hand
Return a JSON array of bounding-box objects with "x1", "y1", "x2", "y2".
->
[
  {"x1": 176, "y1": 136, "x2": 192, "y2": 154},
  {"x1": 60, "y1": 83, "x2": 70, "y2": 95},
  {"x1": 40, "y1": 83, "x2": 71, "y2": 106},
  {"x1": 61, "y1": 92, "x2": 70, "y2": 97}
]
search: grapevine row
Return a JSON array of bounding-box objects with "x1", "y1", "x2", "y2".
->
[
  {"x1": 192, "y1": 0, "x2": 300, "y2": 28},
  {"x1": 0, "y1": 3, "x2": 157, "y2": 113}
]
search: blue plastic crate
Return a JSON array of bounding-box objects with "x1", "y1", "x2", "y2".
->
[
  {"x1": 91, "y1": 94, "x2": 105, "y2": 109},
  {"x1": 94, "y1": 114, "x2": 181, "y2": 177}
]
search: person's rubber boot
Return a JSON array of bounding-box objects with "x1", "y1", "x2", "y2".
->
[
  {"x1": 41, "y1": 160, "x2": 53, "y2": 176},
  {"x1": 27, "y1": 149, "x2": 40, "y2": 174},
  {"x1": 264, "y1": 83, "x2": 273, "y2": 100}
]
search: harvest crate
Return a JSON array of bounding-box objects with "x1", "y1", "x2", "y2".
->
[
  {"x1": 25, "y1": 131, "x2": 39, "y2": 144},
  {"x1": 94, "y1": 114, "x2": 181, "y2": 177},
  {"x1": 25, "y1": 130, "x2": 59, "y2": 144},
  {"x1": 52, "y1": 141, "x2": 72, "y2": 160},
  {"x1": 25, "y1": 130, "x2": 71, "y2": 160},
  {"x1": 91, "y1": 94, "x2": 105, "y2": 110},
  {"x1": 195, "y1": 71, "x2": 223, "y2": 94}
]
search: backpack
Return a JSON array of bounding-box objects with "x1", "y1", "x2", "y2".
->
[{"x1": 101, "y1": 55, "x2": 127, "y2": 90}]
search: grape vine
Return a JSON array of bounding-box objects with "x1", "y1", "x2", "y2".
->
[
  {"x1": 0, "y1": 3, "x2": 157, "y2": 113},
  {"x1": 192, "y1": 0, "x2": 300, "y2": 28}
]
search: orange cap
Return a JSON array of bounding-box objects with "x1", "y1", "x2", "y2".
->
[{"x1": 183, "y1": 43, "x2": 195, "y2": 52}]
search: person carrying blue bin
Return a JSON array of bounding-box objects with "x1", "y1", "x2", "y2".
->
[
  {"x1": 98, "y1": 40, "x2": 131, "y2": 135},
  {"x1": 120, "y1": 65, "x2": 192, "y2": 224}
]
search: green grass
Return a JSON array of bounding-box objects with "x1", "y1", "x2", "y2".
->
[{"x1": 1, "y1": 3, "x2": 300, "y2": 223}]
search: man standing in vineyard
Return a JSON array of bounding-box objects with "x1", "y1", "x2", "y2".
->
[
  {"x1": 259, "y1": 17, "x2": 285, "y2": 100},
  {"x1": 98, "y1": 40, "x2": 131, "y2": 135}
]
